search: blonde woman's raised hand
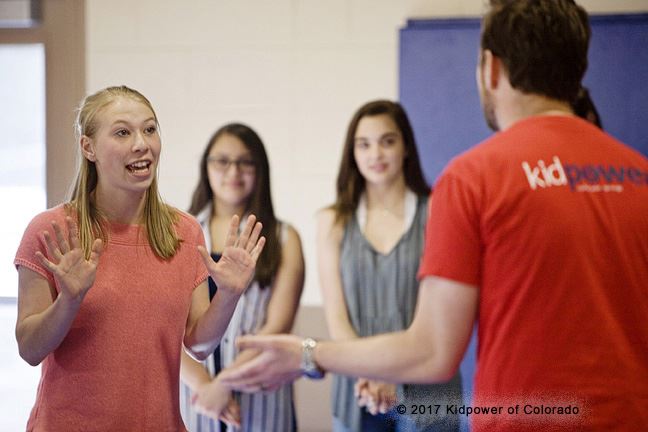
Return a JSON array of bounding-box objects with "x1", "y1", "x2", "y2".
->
[
  {"x1": 198, "y1": 214, "x2": 265, "y2": 297},
  {"x1": 35, "y1": 217, "x2": 103, "y2": 304}
]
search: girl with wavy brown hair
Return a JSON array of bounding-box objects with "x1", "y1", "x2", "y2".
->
[{"x1": 318, "y1": 100, "x2": 461, "y2": 432}]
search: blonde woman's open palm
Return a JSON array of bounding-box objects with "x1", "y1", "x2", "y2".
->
[
  {"x1": 198, "y1": 214, "x2": 265, "y2": 297},
  {"x1": 35, "y1": 217, "x2": 103, "y2": 303}
]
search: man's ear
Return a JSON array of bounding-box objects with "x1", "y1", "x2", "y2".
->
[
  {"x1": 80, "y1": 136, "x2": 96, "y2": 162},
  {"x1": 482, "y1": 49, "x2": 501, "y2": 91}
]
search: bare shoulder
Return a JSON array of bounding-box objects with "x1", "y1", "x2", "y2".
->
[
  {"x1": 316, "y1": 207, "x2": 336, "y2": 224},
  {"x1": 279, "y1": 222, "x2": 303, "y2": 250},
  {"x1": 316, "y1": 208, "x2": 343, "y2": 240}
]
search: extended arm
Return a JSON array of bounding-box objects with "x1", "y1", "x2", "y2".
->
[
  {"x1": 315, "y1": 276, "x2": 477, "y2": 383},
  {"x1": 219, "y1": 276, "x2": 478, "y2": 390}
]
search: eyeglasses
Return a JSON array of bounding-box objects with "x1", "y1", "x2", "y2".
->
[{"x1": 207, "y1": 157, "x2": 256, "y2": 173}]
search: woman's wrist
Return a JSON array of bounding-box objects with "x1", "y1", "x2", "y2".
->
[
  {"x1": 213, "y1": 288, "x2": 241, "y2": 306},
  {"x1": 55, "y1": 290, "x2": 84, "y2": 312}
]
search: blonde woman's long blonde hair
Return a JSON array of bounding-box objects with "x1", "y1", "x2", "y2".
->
[{"x1": 68, "y1": 85, "x2": 180, "y2": 259}]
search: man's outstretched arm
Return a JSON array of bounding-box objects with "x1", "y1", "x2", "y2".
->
[{"x1": 219, "y1": 276, "x2": 478, "y2": 391}]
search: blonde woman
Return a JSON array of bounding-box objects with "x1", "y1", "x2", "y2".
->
[{"x1": 14, "y1": 86, "x2": 264, "y2": 431}]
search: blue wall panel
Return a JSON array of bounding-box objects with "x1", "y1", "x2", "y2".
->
[
  {"x1": 584, "y1": 14, "x2": 648, "y2": 150},
  {"x1": 400, "y1": 14, "x2": 648, "y2": 185}
]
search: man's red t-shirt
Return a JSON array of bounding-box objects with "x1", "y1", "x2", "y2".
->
[{"x1": 419, "y1": 116, "x2": 648, "y2": 431}]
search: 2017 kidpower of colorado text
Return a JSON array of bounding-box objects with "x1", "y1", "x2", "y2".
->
[
  {"x1": 446, "y1": 404, "x2": 579, "y2": 417},
  {"x1": 398, "y1": 403, "x2": 580, "y2": 418}
]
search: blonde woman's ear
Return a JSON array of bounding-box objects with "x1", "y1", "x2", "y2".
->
[{"x1": 80, "y1": 136, "x2": 96, "y2": 162}]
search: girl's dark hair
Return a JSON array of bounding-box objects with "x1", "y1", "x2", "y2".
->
[
  {"x1": 189, "y1": 123, "x2": 279, "y2": 287},
  {"x1": 572, "y1": 86, "x2": 602, "y2": 129},
  {"x1": 331, "y1": 100, "x2": 430, "y2": 225}
]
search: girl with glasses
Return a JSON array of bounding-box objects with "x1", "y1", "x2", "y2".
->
[{"x1": 180, "y1": 123, "x2": 305, "y2": 432}]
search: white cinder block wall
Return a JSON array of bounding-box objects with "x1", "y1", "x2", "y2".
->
[
  {"x1": 85, "y1": 1, "x2": 648, "y2": 430},
  {"x1": 86, "y1": 0, "x2": 648, "y2": 306}
]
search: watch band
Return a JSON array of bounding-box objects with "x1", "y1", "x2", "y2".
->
[{"x1": 301, "y1": 337, "x2": 325, "y2": 379}]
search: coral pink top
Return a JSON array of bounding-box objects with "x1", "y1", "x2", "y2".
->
[{"x1": 15, "y1": 205, "x2": 208, "y2": 431}]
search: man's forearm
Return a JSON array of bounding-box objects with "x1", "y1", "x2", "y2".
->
[{"x1": 316, "y1": 329, "x2": 454, "y2": 384}]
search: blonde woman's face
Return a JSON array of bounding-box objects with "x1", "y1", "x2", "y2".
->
[
  {"x1": 353, "y1": 114, "x2": 406, "y2": 187},
  {"x1": 82, "y1": 96, "x2": 161, "y2": 198},
  {"x1": 207, "y1": 133, "x2": 256, "y2": 209}
]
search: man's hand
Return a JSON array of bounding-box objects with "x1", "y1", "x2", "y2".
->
[{"x1": 219, "y1": 334, "x2": 304, "y2": 392}]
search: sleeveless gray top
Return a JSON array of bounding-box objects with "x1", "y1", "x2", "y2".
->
[{"x1": 332, "y1": 194, "x2": 462, "y2": 431}]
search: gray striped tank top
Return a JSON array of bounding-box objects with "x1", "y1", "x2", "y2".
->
[{"x1": 332, "y1": 194, "x2": 462, "y2": 431}]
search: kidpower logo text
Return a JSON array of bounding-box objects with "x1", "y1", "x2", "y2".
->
[{"x1": 521, "y1": 156, "x2": 648, "y2": 192}]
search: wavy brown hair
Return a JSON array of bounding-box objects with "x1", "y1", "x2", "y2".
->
[
  {"x1": 331, "y1": 100, "x2": 430, "y2": 226},
  {"x1": 69, "y1": 85, "x2": 180, "y2": 260},
  {"x1": 572, "y1": 86, "x2": 602, "y2": 129},
  {"x1": 189, "y1": 123, "x2": 279, "y2": 287}
]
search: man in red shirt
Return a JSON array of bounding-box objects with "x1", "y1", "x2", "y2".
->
[{"x1": 220, "y1": 1, "x2": 648, "y2": 430}]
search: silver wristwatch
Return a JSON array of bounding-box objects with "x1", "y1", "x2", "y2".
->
[{"x1": 300, "y1": 337, "x2": 325, "y2": 379}]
